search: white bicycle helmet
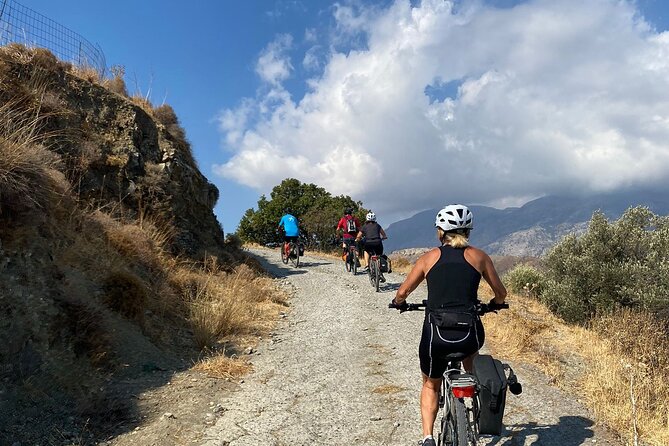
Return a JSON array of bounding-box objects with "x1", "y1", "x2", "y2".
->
[
  {"x1": 366, "y1": 211, "x2": 376, "y2": 222},
  {"x1": 435, "y1": 204, "x2": 473, "y2": 231}
]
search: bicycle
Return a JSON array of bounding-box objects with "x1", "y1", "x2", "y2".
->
[
  {"x1": 280, "y1": 239, "x2": 301, "y2": 268},
  {"x1": 344, "y1": 239, "x2": 360, "y2": 274},
  {"x1": 389, "y1": 300, "x2": 522, "y2": 446}
]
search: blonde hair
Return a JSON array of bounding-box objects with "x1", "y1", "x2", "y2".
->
[{"x1": 437, "y1": 228, "x2": 470, "y2": 248}]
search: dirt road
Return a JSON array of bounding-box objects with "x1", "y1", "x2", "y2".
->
[{"x1": 200, "y1": 247, "x2": 621, "y2": 446}]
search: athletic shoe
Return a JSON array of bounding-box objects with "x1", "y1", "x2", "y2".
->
[
  {"x1": 379, "y1": 274, "x2": 386, "y2": 283},
  {"x1": 421, "y1": 439, "x2": 436, "y2": 446}
]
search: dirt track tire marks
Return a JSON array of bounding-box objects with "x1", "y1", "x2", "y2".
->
[{"x1": 200, "y1": 247, "x2": 620, "y2": 446}]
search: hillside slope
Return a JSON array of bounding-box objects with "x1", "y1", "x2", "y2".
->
[
  {"x1": 0, "y1": 45, "x2": 284, "y2": 444},
  {"x1": 385, "y1": 191, "x2": 669, "y2": 255}
]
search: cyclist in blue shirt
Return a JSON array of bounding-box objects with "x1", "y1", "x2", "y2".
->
[{"x1": 278, "y1": 211, "x2": 300, "y2": 258}]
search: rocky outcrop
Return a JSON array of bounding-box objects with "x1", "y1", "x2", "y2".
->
[{"x1": 0, "y1": 45, "x2": 224, "y2": 257}]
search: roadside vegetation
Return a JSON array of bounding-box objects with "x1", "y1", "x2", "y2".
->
[{"x1": 502, "y1": 207, "x2": 669, "y2": 446}]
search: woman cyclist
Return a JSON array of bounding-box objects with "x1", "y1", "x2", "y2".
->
[
  {"x1": 391, "y1": 204, "x2": 506, "y2": 446},
  {"x1": 355, "y1": 211, "x2": 387, "y2": 274}
]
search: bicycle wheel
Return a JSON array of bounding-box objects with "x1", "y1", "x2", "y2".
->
[
  {"x1": 372, "y1": 259, "x2": 380, "y2": 292},
  {"x1": 290, "y1": 245, "x2": 300, "y2": 268},
  {"x1": 452, "y1": 397, "x2": 469, "y2": 446},
  {"x1": 368, "y1": 258, "x2": 376, "y2": 288},
  {"x1": 352, "y1": 252, "x2": 357, "y2": 275},
  {"x1": 345, "y1": 254, "x2": 351, "y2": 272}
]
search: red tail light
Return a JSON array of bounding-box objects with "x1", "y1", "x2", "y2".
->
[{"x1": 452, "y1": 385, "x2": 476, "y2": 398}]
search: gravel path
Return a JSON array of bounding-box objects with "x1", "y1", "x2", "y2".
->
[{"x1": 200, "y1": 247, "x2": 621, "y2": 446}]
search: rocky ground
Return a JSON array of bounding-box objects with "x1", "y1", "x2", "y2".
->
[{"x1": 98, "y1": 247, "x2": 622, "y2": 446}]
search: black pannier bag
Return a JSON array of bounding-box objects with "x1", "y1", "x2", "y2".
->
[
  {"x1": 298, "y1": 244, "x2": 305, "y2": 256},
  {"x1": 473, "y1": 354, "x2": 508, "y2": 435},
  {"x1": 379, "y1": 254, "x2": 392, "y2": 273}
]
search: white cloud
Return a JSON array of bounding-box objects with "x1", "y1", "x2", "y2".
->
[
  {"x1": 255, "y1": 34, "x2": 294, "y2": 85},
  {"x1": 216, "y1": 0, "x2": 669, "y2": 218}
]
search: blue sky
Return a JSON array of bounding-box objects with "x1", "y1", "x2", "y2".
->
[{"x1": 12, "y1": 0, "x2": 669, "y2": 231}]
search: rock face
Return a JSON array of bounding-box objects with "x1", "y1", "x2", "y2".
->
[{"x1": 0, "y1": 47, "x2": 224, "y2": 256}]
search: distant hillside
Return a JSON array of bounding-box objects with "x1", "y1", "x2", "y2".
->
[{"x1": 385, "y1": 191, "x2": 669, "y2": 256}]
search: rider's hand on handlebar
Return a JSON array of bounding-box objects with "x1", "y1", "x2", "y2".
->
[
  {"x1": 487, "y1": 298, "x2": 506, "y2": 312},
  {"x1": 390, "y1": 298, "x2": 409, "y2": 313}
]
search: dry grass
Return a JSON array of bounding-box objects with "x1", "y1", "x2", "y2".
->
[
  {"x1": 0, "y1": 79, "x2": 63, "y2": 215},
  {"x1": 173, "y1": 263, "x2": 288, "y2": 349},
  {"x1": 389, "y1": 254, "x2": 413, "y2": 274},
  {"x1": 483, "y1": 289, "x2": 669, "y2": 446},
  {"x1": 194, "y1": 355, "x2": 253, "y2": 379}
]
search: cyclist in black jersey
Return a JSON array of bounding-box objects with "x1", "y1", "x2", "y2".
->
[
  {"x1": 391, "y1": 204, "x2": 506, "y2": 446},
  {"x1": 355, "y1": 211, "x2": 387, "y2": 270}
]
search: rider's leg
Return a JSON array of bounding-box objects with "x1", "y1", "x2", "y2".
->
[
  {"x1": 420, "y1": 374, "x2": 442, "y2": 437},
  {"x1": 363, "y1": 250, "x2": 370, "y2": 267}
]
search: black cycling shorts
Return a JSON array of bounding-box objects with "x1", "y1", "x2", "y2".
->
[
  {"x1": 284, "y1": 235, "x2": 298, "y2": 243},
  {"x1": 364, "y1": 241, "x2": 383, "y2": 256},
  {"x1": 418, "y1": 315, "x2": 485, "y2": 378}
]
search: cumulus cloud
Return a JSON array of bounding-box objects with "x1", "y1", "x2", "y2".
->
[
  {"x1": 215, "y1": 0, "x2": 669, "y2": 219},
  {"x1": 255, "y1": 34, "x2": 293, "y2": 85}
]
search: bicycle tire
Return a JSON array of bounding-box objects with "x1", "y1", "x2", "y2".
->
[
  {"x1": 352, "y1": 252, "x2": 357, "y2": 275},
  {"x1": 373, "y1": 259, "x2": 380, "y2": 292},
  {"x1": 368, "y1": 259, "x2": 376, "y2": 287},
  {"x1": 290, "y1": 244, "x2": 300, "y2": 268},
  {"x1": 453, "y1": 398, "x2": 469, "y2": 446}
]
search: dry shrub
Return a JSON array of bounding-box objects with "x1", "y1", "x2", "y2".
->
[
  {"x1": 0, "y1": 87, "x2": 63, "y2": 215},
  {"x1": 101, "y1": 216, "x2": 167, "y2": 271},
  {"x1": 131, "y1": 94, "x2": 153, "y2": 112},
  {"x1": 152, "y1": 104, "x2": 179, "y2": 127},
  {"x1": 389, "y1": 254, "x2": 412, "y2": 274},
  {"x1": 102, "y1": 65, "x2": 128, "y2": 97},
  {"x1": 584, "y1": 310, "x2": 669, "y2": 445},
  {"x1": 173, "y1": 263, "x2": 288, "y2": 349},
  {"x1": 69, "y1": 65, "x2": 101, "y2": 83},
  {"x1": 0, "y1": 44, "x2": 68, "y2": 73},
  {"x1": 194, "y1": 355, "x2": 252, "y2": 379},
  {"x1": 484, "y1": 291, "x2": 669, "y2": 445},
  {"x1": 102, "y1": 270, "x2": 148, "y2": 320}
]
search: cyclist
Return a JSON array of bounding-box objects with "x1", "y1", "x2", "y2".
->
[
  {"x1": 336, "y1": 208, "x2": 361, "y2": 266},
  {"x1": 356, "y1": 211, "x2": 387, "y2": 279},
  {"x1": 278, "y1": 210, "x2": 300, "y2": 258},
  {"x1": 390, "y1": 204, "x2": 506, "y2": 446}
]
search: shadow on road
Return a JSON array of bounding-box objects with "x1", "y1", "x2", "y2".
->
[{"x1": 483, "y1": 415, "x2": 595, "y2": 446}]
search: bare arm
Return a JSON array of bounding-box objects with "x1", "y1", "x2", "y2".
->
[
  {"x1": 393, "y1": 259, "x2": 425, "y2": 304},
  {"x1": 393, "y1": 249, "x2": 440, "y2": 304},
  {"x1": 481, "y1": 254, "x2": 506, "y2": 304}
]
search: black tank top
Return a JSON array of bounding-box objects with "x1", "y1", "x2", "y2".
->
[{"x1": 426, "y1": 245, "x2": 481, "y2": 312}]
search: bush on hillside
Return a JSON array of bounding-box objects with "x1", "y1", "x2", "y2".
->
[
  {"x1": 504, "y1": 264, "x2": 546, "y2": 299},
  {"x1": 539, "y1": 207, "x2": 669, "y2": 323}
]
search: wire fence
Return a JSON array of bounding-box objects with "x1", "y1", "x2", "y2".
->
[{"x1": 0, "y1": 0, "x2": 106, "y2": 76}]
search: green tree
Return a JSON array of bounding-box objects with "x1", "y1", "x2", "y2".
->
[{"x1": 236, "y1": 178, "x2": 367, "y2": 250}]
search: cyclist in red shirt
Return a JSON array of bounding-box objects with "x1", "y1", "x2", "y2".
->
[{"x1": 336, "y1": 208, "x2": 361, "y2": 265}]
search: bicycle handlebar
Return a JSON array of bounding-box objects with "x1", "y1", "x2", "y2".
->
[{"x1": 388, "y1": 299, "x2": 509, "y2": 315}]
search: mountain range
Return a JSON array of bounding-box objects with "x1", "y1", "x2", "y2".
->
[{"x1": 384, "y1": 191, "x2": 669, "y2": 256}]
